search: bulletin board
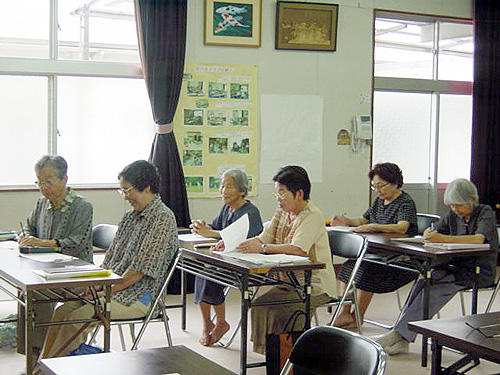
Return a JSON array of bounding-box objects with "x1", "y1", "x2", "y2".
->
[{"x1": 174, "y1": 63, "x2": 259, "y2": 198}]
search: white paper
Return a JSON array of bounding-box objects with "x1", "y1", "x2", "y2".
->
[
  {"x1": 222, "y1": 252, "x2": 311, "y2": 266},
  {"x1": 19, "y1": 253, "x2": 77, "y2": 263},
  {"x1": 0, "y1": 241, "x2": 17, "y2": 250},
  {"x1": 220, "y1": 214, "x2": 249, "y2": 253},
  {"x1": 178, "y1": 233, "x2": 214, "y2": 242},
  {"x1": 423, "y1": 243, "x2": 490, "y2": 250},
  {"x1": 326, "y1": 226, "x2": 352, "y2": 232}
]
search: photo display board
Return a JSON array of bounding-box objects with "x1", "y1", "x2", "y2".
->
[{"x1": 174, "y1": 63, "x2": 259, "y2": 197}]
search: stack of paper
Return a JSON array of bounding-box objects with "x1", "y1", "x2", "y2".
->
[
  {"x1": 391, "y1": 236, "x2": 425, "y2": 244},
  {"x1": 0, "y1": 231, "x2": 17, "y2": 241},
  {"x1": 33, "y1": 265, "x2": 112, "y2": 280},
  {"x1": 222, "y1": 252, "x2": 311, "y2": 266},
  {"x1": 423, "y1": 243, "x2": 490, "y2": 250}
]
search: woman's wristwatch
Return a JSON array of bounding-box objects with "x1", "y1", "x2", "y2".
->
[{"x1": 261, "y1": 244, "x2": 269, "y2": 254}]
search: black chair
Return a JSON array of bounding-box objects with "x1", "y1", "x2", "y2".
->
[
  {"x1": 322, "y1": 230, "x2": 368, "y2": 333},
  {"x1": 416, "y1": 213, "x2": 441, "y2": 235},
  {"x1": 280, "y1": 326, "x2": 387, "y2": 375},
  {"x1": 92, "y1": 223, "x2": 118, "y2": 251},
  {"x1": 89, "y1": 224, "x2": 177, "y2": 350}
]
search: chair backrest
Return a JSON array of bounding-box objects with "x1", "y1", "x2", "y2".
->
[
  {"x1": 286, "y1": 326, "x2": 387, "y2": 375},
  {"x1": 92, "y1": 224, "x2": 118, "y2": 250},
  {"x1": 416, "y1": 213, "x2": 440, "y2": 235},
  {"x1": 328, "y1": 230, "x2": 367, "y2": 259}
]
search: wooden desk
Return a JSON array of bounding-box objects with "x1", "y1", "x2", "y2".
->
[
  {"x1": 0, "y1": 242, "x2": 122, "y2": 375},
  {"x1": 176, "y1": 247, "x2": 325, "y2": 375},
  {"x1": 408, "y1": 313, "x2": 500, "y2": 375},
  {"x1": 40, "y1": 345, "x2": 236, "y2": 375}
]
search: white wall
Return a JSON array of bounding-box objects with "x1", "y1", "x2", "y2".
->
[{"x1": 0, "y1": 0, "x2": 472, "y2": 231}]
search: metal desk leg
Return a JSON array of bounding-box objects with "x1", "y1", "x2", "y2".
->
[
  {"x1": 304, "y1": 270, "x2": 311, "y2": 329},
  {"x1": 182, "y1": 269, "x2": 187, "y2": 330},
  {"x1": 103, "y1": 285, "x2": 111, "y2": 352},
  {"x1": 471, "y1": 266, "x2": 480, "y2": 315},
  {"x1": 240, "y1": 275, "x2": 250, "y2": 375},
  {"x1": 431, "y1": 338, "x2": 442, "y2": 375},
  {"x1": 421, "y1": 270, "x2": 431, "y2": 367},
  {"x1": 25, "y1": 291, "x2": 34, "y2": 375}
]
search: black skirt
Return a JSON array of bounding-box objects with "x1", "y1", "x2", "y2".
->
[{"x1": 338, "y1": 259, "x2": 418, "y2": 293}]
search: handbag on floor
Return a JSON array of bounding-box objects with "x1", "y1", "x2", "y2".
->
[
  {"x1": 67, "y1": 343, "x2": 103, "y2": 356},
  {"x1": 265, "y1": 310, "x2": 308, "y2": 375}
]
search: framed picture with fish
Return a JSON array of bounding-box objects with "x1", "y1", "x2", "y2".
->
[
  {"x1": 275, "y1": 1, "x2": 339, "y2": 51},
  {"x1": 204, "y1": 0, "x2": 262, "y2": 47}
]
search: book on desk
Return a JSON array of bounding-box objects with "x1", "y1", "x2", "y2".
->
[
  {"x1": 0, "y1": 231, "x2": 17, "y2": 241},
  {"x1": 33, "y1": 265, "x2": 112, "y2": 280},
  {"x1": 391, "y1": 237, "x2": 490, "y2": 250}
]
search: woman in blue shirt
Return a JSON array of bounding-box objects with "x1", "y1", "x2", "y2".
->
[{"x1": 190, "y1": 169, "x2": 263, "y2": 346}]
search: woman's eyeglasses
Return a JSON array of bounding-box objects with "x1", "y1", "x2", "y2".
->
[
  {"x1": 272, "y1": 191, "x2": 290, "y2": 200},
  {"x1": 370, "y1": 181, "x2": 389, "y2": 191}
]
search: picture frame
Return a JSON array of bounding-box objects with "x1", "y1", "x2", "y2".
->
[
  {"x1": 204, "y1": 0, "x2": 262, "y2": 47},
  {"x1": 275, "y1": 1, "x2": 339, "y2": 52}
]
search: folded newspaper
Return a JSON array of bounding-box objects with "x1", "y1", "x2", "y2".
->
[{"x1": 33, "y1": 265, "x2": 111, "y2": 280}]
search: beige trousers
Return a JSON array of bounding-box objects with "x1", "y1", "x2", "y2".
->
[
  {"x1": 251, "y1": 287, "x2": 330, "y2": 354},
  {"x1": 40, "y1": 298, "x2": 149, "y2": 358}
]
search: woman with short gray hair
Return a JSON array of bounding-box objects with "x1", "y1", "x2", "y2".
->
[
  {"x1": 189, "y1": 169, "x2": 263, "y2": 346},
  {"x1": 375, "y1": 178, "x2": 498, "y2": 355},
  {"x1": 443, "y1": 178, "x2": 479, "y2": 206}
]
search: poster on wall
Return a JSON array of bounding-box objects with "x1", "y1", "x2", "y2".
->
[{"x1": 174, "y1": 63, "x2": 259, "y2": 198}]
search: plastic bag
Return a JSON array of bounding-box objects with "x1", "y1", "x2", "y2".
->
[{"x1": 0, "y1": 314, "x2": 18, "y2": 349}]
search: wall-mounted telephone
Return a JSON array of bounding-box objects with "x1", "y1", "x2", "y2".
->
[{"x1": 354, "y1": 115, "x2": 372, "y2": 140}]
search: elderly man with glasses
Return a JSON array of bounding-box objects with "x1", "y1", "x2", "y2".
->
[{"x1": 18, "y1": 154, "x2": 93, "y2": 364}]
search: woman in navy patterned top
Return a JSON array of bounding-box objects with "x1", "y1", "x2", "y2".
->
[
  {"x1": 330, "y1": 162, "x2": 418, "y2": 329},
  {"x1": 190, "y1": 169, "x2": 263, "y2": 346}
]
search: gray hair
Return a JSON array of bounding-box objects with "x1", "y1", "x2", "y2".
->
[
  {"x1": 221, "y1": 169, "x2": 249, "y2": 197},
  {"x1": 35, "y1": 155, "x2": 68, "y2": 179},
  {"x1": 443, "y1": 178, "x2": 479, "y2": 206}
]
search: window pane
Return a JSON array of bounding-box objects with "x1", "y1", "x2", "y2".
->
[
  {"x1": 0, "y1": 1, "x2": 49, "y2": 59},
  {"x1": 372, "y1": 92, "x2": 432, "y2": 183},
  {"x1": 437, "y1": 95, "x2": 472, "y2": 183},
  {"x1": 374, "y1": 18, "x2": 434, "y2": 79},
  {"x1": 438, "y1": 22, "x2": 473, "y2": 81},
  {"x1": 57, "y1": 77, "x2": 154, "y2": 184},
  {"x1": 0, "y1": 76, "x2": 48, "y2": 185},
  {"x1": 58, "y1": 1, "x2": 139, "y2": 63}
]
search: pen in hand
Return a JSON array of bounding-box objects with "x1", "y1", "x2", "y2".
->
[
  {"x1": 19, "y1": 222, "x2": 25, "y2": 236},
  {"x1": 431, "y1": 222, "x2": 436, "y2": 231}
]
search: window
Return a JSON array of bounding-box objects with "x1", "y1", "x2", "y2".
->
[
  {"x1": 373, "y1": 12, "x2": 473, "y2": 191},
  {"x1": 0, "y1": 0, "x2": 151, "y2": 187}
]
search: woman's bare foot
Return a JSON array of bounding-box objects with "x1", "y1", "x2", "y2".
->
[
  {"x1": 332, "y1": 312, "x2": 356, "y2": 328},
  {"x1": 199, "y1": 322, "x2": 215, "y2": 346},
  {"x1": 209, "y1": 321, "x2": 230, "y2": 345}
]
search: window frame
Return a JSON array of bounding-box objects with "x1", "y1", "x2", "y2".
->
[
  {"x1": 372, "y1": 10, "x2": 473, "y2": 212},
  {"x1": 0, "y1": 0, "x2": 143, "y2": 190}
]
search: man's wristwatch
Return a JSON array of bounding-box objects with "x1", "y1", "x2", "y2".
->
[{"x1": 262, "y1": 244, "x2": 269, "y2": 254}]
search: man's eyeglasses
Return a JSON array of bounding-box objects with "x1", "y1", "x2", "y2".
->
[
  {"x1": 35, "y1": 179, "x2": 54, "y2": 188},
  {"x1": 370, "y1": 181, "x2": 389, "y2": 191},
  {"x1": 117, "y1": 186, "x2": 133, "y2": 197}
]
